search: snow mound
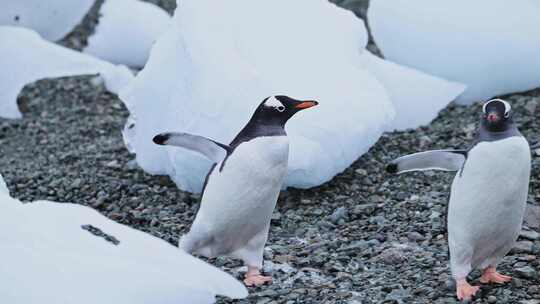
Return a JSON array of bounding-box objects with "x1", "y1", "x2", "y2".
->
[
  {"x1": 0, "y1": 0, "x2": 93, "y2": 41},
  {"x1": 121, "y1": 0, "x2": 395, "y2": 192},
  {"x1": 84, "y1": 0, "x2": 171, "y2": 67},
  {"x1": 0, "y1": 175, "x2": 247, "y2": 304},
  {"x1": 0, "y1": 26, "x2": 134, "y2": 119},
  {"x1": 369, "y1": 0, "x2": 540, "y2": 104},
  {"x1": 359, "y1": 52, "x2": 466, "y2": 130}
]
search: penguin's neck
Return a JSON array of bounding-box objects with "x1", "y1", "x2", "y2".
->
[
  {"x1": 229, "y1": 119, "x2": 286, "y2": 149},
  {"x1": 477, "y1": 121, "x2": 521, "y2": 142}
]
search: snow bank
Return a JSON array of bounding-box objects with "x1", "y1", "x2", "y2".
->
[
  {"x1": 0, "y1": 175, "x2": 247, "y2": 304},
  {"x1": 84, "y1": 0, "x2": 171, "y2": 67},
  {"x1": 359, "y1": 52, "x2": 466, "y2": 130},
  {"x1": 369, "y1": 0, "x2": 540, "y2": 104},
  {"x1": 0, "y1": 0, "x2": 93, "y2": 41},
  {"x1": 121, "y1": 0, "x2": 395, "y2": 192},
  {"x1": 0, "y1": 26, "x2": 134, "y2": 119}
]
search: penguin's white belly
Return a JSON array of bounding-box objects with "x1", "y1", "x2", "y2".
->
[
  {"x1": 187, "y1": 136, "x2": 289, "y2": 256},
  {"x1": 448, "y1": 136, "x2": 530, "y2": 273}
]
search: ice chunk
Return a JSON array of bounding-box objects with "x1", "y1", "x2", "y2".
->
[
  {"x1": 121, "y1": 0, "x2": 395, "y2": 192},
  {"x1": 0, "y1": 175, "x2": 247, "y2": 303},
  {"x1": 84, "y1": 0, "x2": 171, "y2": 67},
  {"x1": 0, "y1": 26, "x2": 134, "y2": 119},
  {"x1": 0, "y1": 0, "x2": 93, "y2": 41},
  {"x1": 369, "y1": 0, "x2": 540, "y2": 104},
  {"x1": 359, "y1": 52, "x2": 466, "y2": 130}
]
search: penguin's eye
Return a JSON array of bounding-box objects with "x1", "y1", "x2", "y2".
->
[
  {"x1": 276, "y1": 106, "x2": 285, "y2": 112},
  {"x1": 504, "y1": 111, "x2": 510, "y2": 118}
]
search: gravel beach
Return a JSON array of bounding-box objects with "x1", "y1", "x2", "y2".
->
[{"x1": 0, "y1": 1, "x2": 538, "y2": 303}]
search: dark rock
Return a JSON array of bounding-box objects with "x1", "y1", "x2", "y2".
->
[
  {"x1": 512, "y1": 241, "x2": 534, "y2": 254},
  {"x1": 515, "y1": 266, "x2": 537, "y2": 279}
]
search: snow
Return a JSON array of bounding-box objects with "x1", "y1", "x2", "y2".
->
[
  {"x1": 369, "y1": 0, "x2": 540, "y2": 104},
  {"x1": 0, "y1": 26, "x2": 134, "y2": 119},
  {"x1": 359, "y1": 52, "x2": 466, "y2": 130},
  {"x1": 0, "y1": 0, "x2": 93, "y2": 41},
  {"x1": 0, "y1": 175, "x2": 247, "y2": 304},
  {"x1": 84, "y1": 0, "x2": 171, "y2": 67},
  {"x1": 120, "y1": 0, "x2": 396, "y2": 193}
]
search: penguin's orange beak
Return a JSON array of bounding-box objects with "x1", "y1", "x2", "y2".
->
[{"x1": 295, "y1": 101, "x2": 319, "y2": 109}]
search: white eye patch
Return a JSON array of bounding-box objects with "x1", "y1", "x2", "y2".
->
[
  {"x1": 483, "y1": 98, "x2": 511, "y2": 116},
  {"x1": 264, "y1": 96, "x2": 284, "y2": 108}
]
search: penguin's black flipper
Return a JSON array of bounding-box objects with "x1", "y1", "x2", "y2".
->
[
  {"x1": 153, "y1": 132, "x2": 231, "y2": 163},
  {"x1": 387, "y1": 150, "x2": 467, "y2": 174}
]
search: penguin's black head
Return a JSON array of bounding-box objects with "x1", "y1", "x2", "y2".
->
[
  {"x1": 253, "y1": 95, "x2": 318, "y2": 126},
  {"x1": 481, "y1": 99, "x2": 513, "y2": 132}
]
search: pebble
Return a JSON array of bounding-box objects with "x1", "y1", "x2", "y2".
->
[
  {"x1": 92, "y1": 196, "x2": 106, "y2": 208},
  {"x1": 378, "y1": 248, "x2": 406, "y2": 264},
  {"x1": 429, "y1": 211, "x2": 441, "y2": 219},
  {"x1": 513, "y1": 241, "x2": 534, "y2": 254},
  {"x1": 515, "y1": 266, "x2": 537, "y2": 279},
  {"x1": 329, "y1": 206, "x2": 348, "y2": 224},
  {"x1": 520, "y1": 229, "x2": 540, "y2": 241},
  {"x1": 407, "y1": 231, "x2": 425, "y2": 242},
  {"x1": 70, "y1": 178, "x2": 82, "y2": 189}
]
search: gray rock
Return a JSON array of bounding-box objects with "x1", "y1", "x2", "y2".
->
[
  {"x1": 520, "y1": 229, "x2": 540, "y2": 241},
  {"x1": 378, "y1": 248, "x2": 406, "y2": 264},
  {"x1": 385, "y1": 287, "x2": 411, "y2": 303},
  {"x1": 429, "y1": 211, "x2": 442, "y2": 220},
  {"x1": 407, "y1": 231, "x2": 425, "y2": 242},
  {"x1": 70, "y1": 178, "x2": 82, "y2": 189},
  {"x1": 512, "y1": 241, "x2": 534, "y2": 254},
  {"x1": 92, "y1": 196, "x2": 106, "y2": 208},
  {"x1": 338, "y1": 240, "x2": 369, "y2": 252},
  {"x1": 126, "y1": 159, "x2": 139, "y2": 170},
  {"x1": 352, "y1": 203, "x2": 377, "y2": 215},
  {"x1": 329, "y1": 206, "x2": 348, "y2": 224},
  {"x1": 515, "y1": 266, "x2": 537, "y2": 279}
]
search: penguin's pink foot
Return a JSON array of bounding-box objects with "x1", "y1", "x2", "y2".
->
[
  {"x1": 456, "y1": 279, "x2": 480, "y2": 301},
  {"x1": 244, "y1": 274, "x2": 272, "y2": 286},
  {"x1": 480, "y1": 266, "x2": 512, "y2": 284},
  {"x1": 243, "y1": 266, "x2": 272, "y2": 287}
]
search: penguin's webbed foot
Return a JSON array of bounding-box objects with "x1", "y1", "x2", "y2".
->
[
  {"x1": 480, "y1": 266, "x2": 512, "y2": 284},
  {"x1": 244, "y1": 274, "x2": 272, "y2": 287},
  {"x1": 244, "y1": 266, "x2": 272, "y2": 287},
  {"x1": 456, "y1": 279, "x2": 479, "y2": 301}
]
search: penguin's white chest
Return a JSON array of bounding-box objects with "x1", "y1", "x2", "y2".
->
[
  {"x1": 451, "y1": 136, "x2": 531, "y2": 209},
  {"x1": 193, "y1": 136, "x2": 289, "y2": 237}
]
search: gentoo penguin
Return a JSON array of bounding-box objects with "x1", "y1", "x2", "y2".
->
[
  {"x1": 153, "y1": 96, "x2": 318, "y2": 286},
  {"x1": 386, "y1": 99, "x2": 531, "y2": 301}
]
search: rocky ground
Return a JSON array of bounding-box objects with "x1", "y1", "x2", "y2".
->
[{"x1": 1, "y1": 1, "x2": 539, "y2": 304}]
